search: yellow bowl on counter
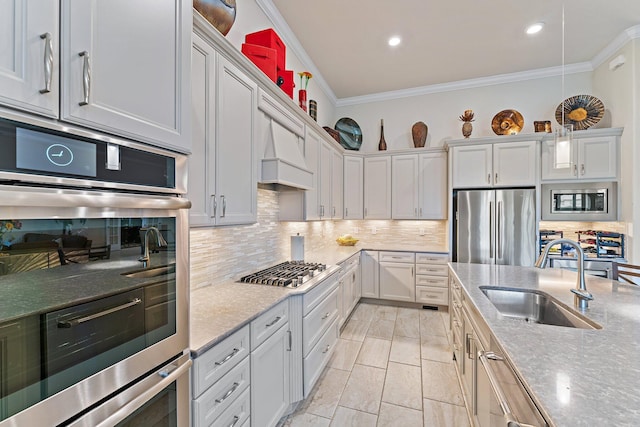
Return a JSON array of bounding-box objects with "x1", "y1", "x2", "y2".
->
[{"x1": 336, "y1": 237, "x2": 359, "y2": 246}]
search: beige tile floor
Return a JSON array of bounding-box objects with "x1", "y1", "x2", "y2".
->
[{"x1": 283, "y1": 302, "x2": 471, "y2": 427}]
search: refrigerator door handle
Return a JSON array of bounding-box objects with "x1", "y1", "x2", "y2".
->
[
  {"x1": 497, "y1": 201, "x2": 502, "y2": 259},
  {"x1": 489, "y1": 201, "x2": 494, "y2": 258}
]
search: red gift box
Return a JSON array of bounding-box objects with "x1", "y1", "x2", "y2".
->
[
  {"x1": 278, "y1": 70, "x2": 295, "y2": 99},
  {"x1": 241, "y1": 43, "x2": 278, "y2": 83},
  {"x1": 245, "y1": 28, "x2": 286, "y2": 71}
]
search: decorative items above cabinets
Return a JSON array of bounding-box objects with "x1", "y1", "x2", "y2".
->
[
  {"x1": 459, "y1": 110, "x2": 475, "y2": 138},
  {"x1": 335, "y1": 117, "x2": 363, "y2": 151},
  {"x1": 297, "y1": 71, "x2": 312, "y2": 112},
  {"x1": 378, "y1": 119, "x2": 387, "y2": 151},
  {"x1": 491, "y1": 109, "x2": 524, "y2": 135},
  {"x1": 243, "y1": 28, "x2": 295, "y2": 99},
  {"x1": 555, "y1": 95, "x2": 605, "y2": 130},
  {"x1": 411, "y1": 121, "x2": 428, "y2": 148},
  {"x1": 193, "y1": 0, "x2": 237, "y2": 36}
]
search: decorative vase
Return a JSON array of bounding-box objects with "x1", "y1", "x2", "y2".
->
[
  {"x1": 193, "y1": 0, "x2": 237, "y2": 36},
  {"x1": 378, "y1": 119, "x2": 387, "y2": 150},
  {"x1": 298, "y1": 89, "x2": 307, "y2": 112},
  {"x1": 462, "y1": 122, "x2": 473, "y2": 138},
  {"x1": 309, "y1": 100, "x2": 317, "y2": 121},
  {"x1": 411, "y1": 122, "x2": 428, "y2": 147}
]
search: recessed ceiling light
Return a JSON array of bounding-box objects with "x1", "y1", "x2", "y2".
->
[
  {"x1": 388, "y1": 36, "x2": 401, "y2": 47},
  {"x1": 526, "y1": 22, "x2": 544, "y2": 35}
]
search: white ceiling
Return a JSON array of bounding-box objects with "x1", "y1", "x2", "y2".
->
[{"x1": 268, "y1": 0, "x2": 640, "y2": 101}]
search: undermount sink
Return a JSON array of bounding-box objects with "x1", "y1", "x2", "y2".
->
[
  {"x1": 122, "y1": 264, "x2": 176, "y2": 279},
  {"x1": 480, "y1": 286, "x2": 601, "y2": 330}
]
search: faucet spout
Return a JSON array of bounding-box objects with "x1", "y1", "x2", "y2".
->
[
  {"x1": 138, "y1": 226, "x2": 167, "y2": 268},
  {"x1": 536, "y1": 238, "x2": 593, "y2": 309}
]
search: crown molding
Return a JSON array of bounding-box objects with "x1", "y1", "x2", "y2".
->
[
  {"x1": 255, "y1": 0, "x2": 337, "y2": 105},
  {"x1": 336, "y1": 62, "x2": 593, "y2": 107},
  {"x1": 591, "y1": 24, "x2": 640, "y2": 69}
]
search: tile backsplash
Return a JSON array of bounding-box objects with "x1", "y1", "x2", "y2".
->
[{"x1": 190, "y1": 188, "x2": 448, "y2": 288}]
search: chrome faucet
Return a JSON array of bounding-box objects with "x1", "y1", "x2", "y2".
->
[
  {"x1": 535, "y1": 238, "x2": 593, "y2": 310},
  {"x1": 139, "y1": 226, "x2": 167, "y2": 268}
]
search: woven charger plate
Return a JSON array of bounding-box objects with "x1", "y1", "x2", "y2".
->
[{"x1": 555, "y1": 95, "x2": 604, "y2": 130}]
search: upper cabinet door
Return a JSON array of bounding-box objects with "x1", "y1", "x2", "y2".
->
[
  {"x1": 391, "y1": 154, "x2": 419, "y2": 219},
  {"x1": 492, "y1": 141, "x2": 536, "y2": 187},
  {"x1": 215, "y1": 57, "x2": 257, "y2": 226},
  {"x1": 331, "y1": 149, "x2": 344, "y2": 219},
  {"x1": 451, "y1": 144, "x2": 493, "y2": 188},
  {"x1": 343, "y1": 155, "x2": 363, "y2": 219},
  {"x1": 577, "y1": 136, "x2": 617, "y2": 180},
  {"x1": 319, "y1": 141, "x2": 332, "y2": 219},
  {"x1": 364, "y1": 156, "x2": 391, "y2": 219},
  {"x1": 419, "y1": 152, "x2": 447, "y2": 219},
  {"x1": 0, "y1": 0, "x2": 58, "y2": 117},
  {"x1": 60, "y1": 0, "x2": 191, "y2": 153}
]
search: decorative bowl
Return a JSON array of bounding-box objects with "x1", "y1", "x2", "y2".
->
[{"x1": 336, "y1": 237, "x2": 359, "y2": 246}]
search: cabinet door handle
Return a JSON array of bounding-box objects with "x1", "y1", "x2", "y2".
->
[
  {"x1": 345, "y1": 207, "x2": 348, "y2": 217},
  {"x1": 364, "y1": 207, "x2": 367, "y2": 217},
  {"x1": 411, "y1": 267, "x2": 414, "y2": 277},
  {"x1": 266, "y1": 316, "x2": 281, "y2": 327},
  {"x1": 215, "y1": 348, "x2": 240, "y2": 366},
  {"x1": 221, "y1": 195, "x2": 226, "y2": 217},
  {"x1": 40, "y1": 33, "x2": 53, "y2": 94},
  {"x1": 487, "y1": 173, "x2": 491, "y2": 184},
  {"x1": 420, "y1": 207, "x2": 423, "y2": 217},
  {"x1": 321, "y1": 312, "x2": 330, "y2": 320},
  {"x1": 287, "y1": 330, "x2": 292, "y2": 351},
  {"x1": 215, "y1": 382, "x2": 240, "y2": 403},
  {"x1": 573, "y1": 164, "x2": 578, "y2": 176},
  {"x1": 581, "y1": 164, "x2": 585, "y2": 175},
  {"x1": 210, "y1": 195, "x2": 216, "y2": 218},
  {"x1": 333, "y1": 206, "x2": 336, "y2": 217},
  {"x1": 322, "y1": 344, "x2": 331, "y2": 354},
  {"x1": 78, "y1": 51, "x2": 91, "y2": 106}
]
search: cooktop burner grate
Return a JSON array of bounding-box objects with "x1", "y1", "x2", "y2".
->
[{"x1": 239, "y1": 261, "x2": 327, "y2": 287}]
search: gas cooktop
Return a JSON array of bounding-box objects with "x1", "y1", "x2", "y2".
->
[{"x1": 239, "y1": 261, "x2": 329, "y2": 288}]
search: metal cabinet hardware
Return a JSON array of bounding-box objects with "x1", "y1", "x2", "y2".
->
[
  {"x1": 215, "y1": 348, "x2": 240, "y2": 366},
  {"x1": 221, "y1": 195, "x2": 226, "y2": 217},
  {"x1": 228, "y1": 415, "x2": 240, "y2": 427},
  {"x1": 287, "y1": 330, "x2": 292, "y2": 351},
  {"x1": 79, "y1": 51, "x2": 91, "y2": 106},
  {"x1": 215, "y1": 382, "x2": 240, "y2": 403},
  {"x1": 266, "y1": 316, "x2": 281, "y2": 327},
  {"x1": 210, "y1": 195, "x2": 216, "y2": 218},
  {"x1": 40, "y1": 33, "x2": 53, "y2": 94}
]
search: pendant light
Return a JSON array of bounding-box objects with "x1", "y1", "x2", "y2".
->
[{"x1": 554, "y1": 4, "x2": 574, "y2": 169}]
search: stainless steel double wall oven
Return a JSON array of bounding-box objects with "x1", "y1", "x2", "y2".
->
[{"x1": 0, "y1": 109, "x2": 190, "y2": 426}]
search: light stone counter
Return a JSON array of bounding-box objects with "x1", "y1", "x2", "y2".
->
[
  {"x1": 449, "y1": 262, "x2": 640, "y2": 427},
  {"x1": 189, "y1": 244, "x2": 449, "y2": 356}
]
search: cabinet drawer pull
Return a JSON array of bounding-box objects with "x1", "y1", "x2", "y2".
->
[
  {"x1": 215, "y1": 382, "x2": 240, "y2": 403},
  {"x1": 423, "y1": 294, "x2": 438, "y2": 299},
  {"x1": 266, "y1": 316, "x2": 282, "y2": 327},
  {"x1": 228, "y1": 415, "x2": 240, "y2": 427},
  {"x1": 79, "y1": 51, "x2": 91, "y2": 106},
  {"x1": 40, "y1": 33, "x2": 53, "y2": 94},
  {"x1": 321, "y1": 312, "x2": 330, "y2": 320},
  {"x1": 215, "y1": 348, "x2": 240, "y2": 366},
  {"x1": 322, "y1": 344, "x2": 330, "y2": 354}
]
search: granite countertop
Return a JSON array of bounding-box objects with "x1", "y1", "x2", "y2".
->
[
  {"x1": 189, "y1": 244, "x2": 448, "y2": 356},
  {"x1": 449, "y1": 262, "x2": 640, "y2": 427},
  {"x1": 0, "y1": 248, "x2": 175, "y2": 323}
]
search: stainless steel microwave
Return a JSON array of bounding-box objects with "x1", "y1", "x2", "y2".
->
[{"x1": 542, "y1": 182, "x2": 617, "y2": 221}]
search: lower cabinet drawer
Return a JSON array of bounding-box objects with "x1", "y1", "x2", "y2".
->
[
  {"x1": 379, "y1": 251, "x2": 415, "y2": 263},
  {"x1": 303, "y1": 287, "x2": 339, "y2": 356},
  {"x1": 415, "y1": 263, "x2": 449, "y2": 277},
  {"x1": 211, "y1": 387, "x2": 250, "y2": 427},
  {"x1": 251, "y1": 299, "x2": 289, "y2": 350},
  {"x1": 415, "y1": 285, "x2": 449, "y2": 305},
  {"x1": 193, "y1": 356, "x2": 250, "y2": 426},
  {"x1": 193, "y1": 325, "x2": 250, "y2": 398},
  {"x1": 415, "y1": 274, "x2": 447, "y2": 287},
  {"x1": 303, "y1": 317, "x2": 338, "y2": 397}
]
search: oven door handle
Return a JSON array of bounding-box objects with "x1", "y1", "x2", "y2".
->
[
  {"x1": 96, "y1": 357, "x2": 192, "y2": 427},
  {"x1": 479, "y1": 350, "x2": 532, "y2": 427},
  {"x1": 57, "y1": 298, "x2": 142, "y2": 328}
]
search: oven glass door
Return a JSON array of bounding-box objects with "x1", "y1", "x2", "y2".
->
[{"x1": 0, "y1": 214, "x2": 178, "y2": 422}]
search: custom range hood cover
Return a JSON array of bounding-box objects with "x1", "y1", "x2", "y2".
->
[{"x1": 258, "y1": 89, "x2": 313, "y2": 190}]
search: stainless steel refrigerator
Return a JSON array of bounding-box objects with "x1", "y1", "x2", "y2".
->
[{"x1": 453, "y1": 189, "x2": 536, "y2": 266}]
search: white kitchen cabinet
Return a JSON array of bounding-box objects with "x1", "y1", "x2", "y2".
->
[
  {"x1": 360, "y1": 250, "x2": 379, "y2": 299},
  {"x1": 452, "y1": 142, "x2": 536, "y2": 188},
  {"x1": 250, "y1": 300, "x2": 290, "y2": 427},
  {"x1": 341, "y1": 255, "x2": 361, "y2": 320},
  {"x1": 319, "y1": 141, "x2": 332, "y2": 219},
  {"x1": 343, "y1": 155, "x2": 364, "y2": 219},
  {"x1": 379, "y1": 252, "x2": 415, "y2": 302},
  {"x1": 392, "y1": 152, "x2": 447, "y2": 220},
  {"x1": 60, "y1": 0, "x2": 191, "y2": 153},
  {"x1": 415, "y1": 252, "x2": 449, "y2": 306},
  {"x1": 392, "y1": 154, "x2": 419, "y2": 219},
  {"x1": 364, "y1": 156, "x2": 392, "y2": 219},
  {"x1": 331, "y1": 149, "x2": 344, "y2": 219},
  {"x1": 541, "y1": 135, "x2": 618, "y2": 181},
  {"x1": 189, "y1": 32, "x2": 257, "y2": 227},
  {"x1": 0, "y1": 0, "x2": 59, "y2": 118}
]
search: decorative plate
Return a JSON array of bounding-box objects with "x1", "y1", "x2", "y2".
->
[
  {"x1": 555, "y1": 95, "x2": 605, "y2": 130},
  {"x1": 335, "y1": 118, "x2": 362, "y2": 150},
  {"x1": 491, "y1": 110, "x2": 524, "y2": 135}
]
